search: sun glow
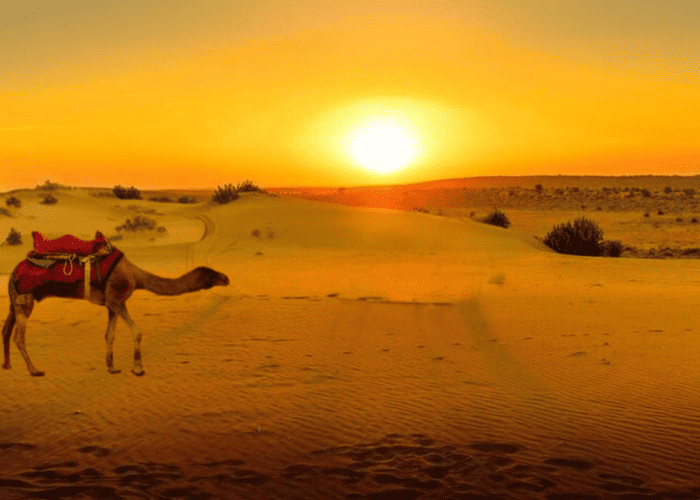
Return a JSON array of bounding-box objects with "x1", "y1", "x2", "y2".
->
[{"x1": 348, "y1": 120, "x2": 419, "y2": 174}]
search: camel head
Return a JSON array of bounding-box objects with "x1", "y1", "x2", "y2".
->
[{"x1": 191, "y1": 267, "x2": 230, "y2": 289}]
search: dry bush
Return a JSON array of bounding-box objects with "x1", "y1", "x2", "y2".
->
[
  {"x1": 149, "y1": 196, "x2": 172, "y2": 202},
  {"x1": 543, "y1": 217, "x2": 605, "y2": 256},
  {"x1": 113, "y1": 185, "x2": 142, "y2": 200},
  {"x1": 237, "y1": 180, "x2": 261, "y2": 192},
  {"x1": 6, "y1": 196, "x2": 21, "y2": 208},
  {"x1": 116, "y1": 215, "x2": 157, "y2": 232},
  {"x1": 5, "y1": 228, "x2": 22, "y2": 245},
  {"x1": 40, "y1": 193, "x2": 58, "y2": 205},
  {"x1": 212, "y1": 184, "x2": 239, "y2": 204},
  {"x1": 178, "y1": 195, "x2": 197, "y2": 204},
  {"x1": 482, "y1": 209, "x2": 510, "y2": 228}
]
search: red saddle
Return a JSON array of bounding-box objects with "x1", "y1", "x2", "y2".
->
[{"x1": 32, "y1": 231, "x2": 109, "y2": 256}]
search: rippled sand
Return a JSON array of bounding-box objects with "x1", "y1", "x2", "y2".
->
[{"x1": 2, "y1": 189, "x2": 700, "y2": 499}]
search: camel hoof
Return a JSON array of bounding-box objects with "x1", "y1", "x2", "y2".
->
[
  {"x1": 2, "y1": 363, "x2": 10, "y2": 370},
  {"x1": 31, "y1": 371, "x2": 45, "y2": 377},
  {"x1": 108, "y1": 368, "x2": 122, "y2": 374},
  {"x1": 132, "y1": 368, "x2": 145, "y2": 377}
]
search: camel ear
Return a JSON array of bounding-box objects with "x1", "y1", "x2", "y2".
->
[{"x1": 95, "y1": 231, "x2": 103, "y2": 238}]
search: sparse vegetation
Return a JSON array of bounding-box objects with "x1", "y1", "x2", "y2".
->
[
  {"x1": 36, "y1": 179, "x2": 63, "y2": 191},
  {"x1": 149, "y1": 196, "x2": 172, "y2": 203},
  {"x1": 664, "y1": 186, "x2": 673, "y2": 194},
  {"x1": 178, "y1": 195, "x2": 197, "y2": 204},
  {"x1": 543, "y1": 217, "x2": 606, "y2": 257},
  {"x1": 535, "y1": 184, "x2": 543, "y2": 193},
  {"x1": 641, "y1": 189, "x2": 652, "y2": 198},
  {"x1": 251, "y1": 229, "x2": 260, "y2": 238},
  {"x1": 658, "y1": 210, "x2": 664, "y2": 215},
  {"x1": 237, "y1": 179, "x2": 261, "y2": 192},
  {"x1": 0, "y1": 208, "x2": 11, "y2": 217},
  {"x1": 212, "y1": 184, "x2": 239, "y2": 204},
  {"x1": 6, "y1": 196, "x2": 21, "y2": 208},
  {"x1": 482, "y1": 209, "x2": 510, "y2": 229},
  {"x1": 5, "y1": 228, "x2": 22, "y2": 246},
  {"x1": 40, "y1": 193, "x2": 58, "y2": 205},
  {"x1": 116, "y1": 215, "x2": 157, "y2": 232},
  {"x1": 113, "y1": 185, "x2": 142, "y2": 200},
  {"x1": 600, "y1": 240, "x2": 623, "y2": 257},
  {"x1": 644, "y1": 212, "x2": 650, "y2": 217}
]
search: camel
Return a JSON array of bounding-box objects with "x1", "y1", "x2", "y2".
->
[{"x1": 2, "y1": 255, "x2": 229, "y2": 377}]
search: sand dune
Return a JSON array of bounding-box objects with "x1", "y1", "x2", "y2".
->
[{"x1": 2, "y1": 187, "x2": 700, "y2": 499}]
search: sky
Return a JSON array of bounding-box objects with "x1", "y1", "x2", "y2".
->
[{"x1": 1, "y1": 0, "x2": 699, "y2": 190}]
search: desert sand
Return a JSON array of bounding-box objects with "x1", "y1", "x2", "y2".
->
[{"x1": 2, "y1": 181, "x2": 700, "y2": 499}]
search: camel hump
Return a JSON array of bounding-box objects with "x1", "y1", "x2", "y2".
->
[{"x1": 32, "y1": 231, "x2": 109, "y2": 256}]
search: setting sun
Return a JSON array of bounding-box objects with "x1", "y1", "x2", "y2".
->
[{"x1": 348, "y1": 120, "x2": 418, "y2": 173}]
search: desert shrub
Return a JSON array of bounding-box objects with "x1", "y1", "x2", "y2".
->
[
  {"x1": 612, "y1": 187, "x2": 619, "y2": 194},
  {"x1": 685, "y1": 188, "x2": 695, "y2": 197},
  {"x1": 692, "y1": 218, "x2": 698, "y2": 224},
  {"x1": 658, "y1": 209, "x2": 664, "y2": 215},
  {"x1": 676, "y1": 217, "x2": 684, "y2": 223},
  {"x1": 237, "y1": 179, "x2": 261, "y2": 192},
  {"x1": 116, "y1": 215, "x2": 156, "y2": 232},
  {"x1": 251, "y1": 229, "x2": 260, "y2": 238},
  {"x1": 5, "y1": 228, "x2": 22, "y2": 245},
  {"x1": 113, "y1": 185, "x2": 142, "y2": 200},
  {"x1": 571, "y1": 187, "x2": 579, "y2": 192},
  {"x1": 36, "y1": 179, "x2": 61, "y2": 191},
  {"x1": 157, "y1": 226, "x2": 167, "y2": 233},
  {"x1": 600, "y1": 240, "x2": 623, "y2": 257},
  {"x1": 543, "y1": 217, "x2": 605, "y2": 256},
  {"x1": 644, "y1": 212, "x2": 650, "y2": 217},
  {"x1": 40, "y1": 193, "x2": 58, "y2": 205},
  {"x1": 664, "y1": 186, "x2": 672, "y2": 194},
  {"x1": 212, "y1": 184, "x2": 239, "y2": 204},
  {"x1": 6, "y1": 196, "x2": 21, "y2": 208},
  {"x1": 554, "y1": 188, "x2": 564, "y2": 195},
  {"x1": 0, "y1": 208, "x2": 11, "y2": 217},
  {"x1": 149, "y1": 196, "x2": 172, "y2": 203},
  {"x1": 178, "y1": 195, "x2": 197, "y2": 204},
  {"x1": 641, "y1": 189, "x2": 652, "y2": 198},
  {"x1": 535, "y1": 184, "x2": 543, "y2": 193},
  {"x1": 508, "y1": 190, "x2": 516, "y2": 197},
  {"x1": 482, "y1": 209, "x2": 510, "y2": 229}
]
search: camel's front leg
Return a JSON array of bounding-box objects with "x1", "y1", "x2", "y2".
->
[
  {"x1": 115, "y1": 305, "x2": 144, "y2": 376},
  {"x1": 105, "y1": 308, "x2": 121, "y2": 374},
  {"x1": 12, "y1": 295, "x2": 43, "y2": 377}
]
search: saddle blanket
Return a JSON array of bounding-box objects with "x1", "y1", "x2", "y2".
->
[
  {"x1": 14, "y1": 249, "x2": 124, "y2": 295},
  {"x1": 31, "y1": 231, "x2": 110, "y2": 256}
]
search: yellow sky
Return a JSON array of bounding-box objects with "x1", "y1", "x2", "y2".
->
[{"x1": 1, "y1": 1, "x2": 699, "y2": 190}]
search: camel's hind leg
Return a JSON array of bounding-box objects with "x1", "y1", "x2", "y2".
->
[
  {"x1": 105, "y1": 308, "x2": 121, "y2": 374},
  {"x1": 11, "y1": 294, "x2": 43, "y2": 377},
  {"x1": 2, "y1": 307, "x2": 15, "y2": 370},
  {"x1": 107, "y1": 303, "x2": 144, "y2": 376}
]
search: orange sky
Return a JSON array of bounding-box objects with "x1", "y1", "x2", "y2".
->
[{"x1": 1, "y1": 1, "x2": 699, "y2": 190}]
